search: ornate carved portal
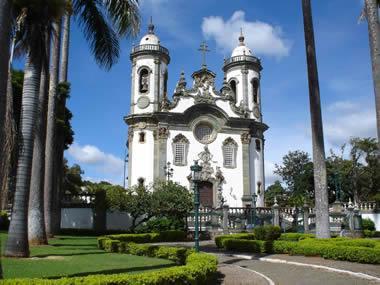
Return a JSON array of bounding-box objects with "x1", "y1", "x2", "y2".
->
[{"x1": 188, "y1": 146, "x2": 226, "y2": 208}]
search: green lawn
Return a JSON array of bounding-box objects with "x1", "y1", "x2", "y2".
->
[{"x1": 0, "y1": 232, "x2": 175, "y2": 279}]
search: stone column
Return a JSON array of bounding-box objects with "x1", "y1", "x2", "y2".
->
[
  {"x1": 272, "y1": 199, "x2": 280, "y2": 227},
  {"x1": 347, "y1": 199, "x2": 355, "y2": 231},
  {"x1": 303, "y1": 203, "x2": 310, "y2": 233},
  {"x1": 127, "y1": 128, "x2": 134, "y2": 187},
  {"x1": 154, "y1": 125, "x2": 169, "y2": 180},
  {"x1": 130, "y1": 59, "x2": 136, "y2": 114},
  {"x1": 154, "y1": 58, "x2": 160, "y2": 111},
  {"x1": 241, "y1": 132, "x2": 251, "y2": 205},
  {"x1": 223, "y1": 205, "x2": 229, "y2": 234},
  {"x1": 242, "y1": 67, "x2": 248, "y2": 109},
  {"x1": 353, "y1": 206, "x2": 362, "y2": 230},
  {"x1": 93, "y1": 190, "x2": 106, "y2": 233}
]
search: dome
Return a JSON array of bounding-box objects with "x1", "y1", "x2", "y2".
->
[
  {"x1": 231, "y1": 45, "x2": 252, "y2": 57},
  {"x1": 140, "y1": 33, "x2": 159, "y2": 45},
  {"x1": 231, "y1": 31, "x2": 252, "y2": 57},
  {"x1": 139, "y1": 21, "x2": 160, "y2": 45}
]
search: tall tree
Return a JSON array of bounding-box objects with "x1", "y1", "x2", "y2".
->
[
  {"x1": 0, "y1": 0, "x2": 13, "y2": 210},
  {"x1": 28, "y1": 33, "x2": 51, "y2": 245},
  {"x1": 363, "y1": 0, "x2": 380, "y2": 150},
  {"x1": 5, "y1": 1, "x2": 66, "y2": 257},
  {"x1": 44, "y1": 19, "x2": 62, "y2": 237},
  {"x1": 301, "y1": 0, "x2": 330, "y2": 238}
]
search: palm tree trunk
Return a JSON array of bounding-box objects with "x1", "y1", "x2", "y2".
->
[
  {"x1": 302, "y1": 0, "x2": 330, "y2": 238},
  {"x1": 5, "y1": 52, "x2": 42, "y2": 257},
  {"x1": 365, "y1": 0, "x2": 380, "y2": 151},
  {"x1": 28, "y1": 34, "x2": 51, "y2": 245},
  {"x1": 44, "y1": 19, "x2": 62, "y2": 237},
  {"x1": 53, "y1": 13, "x2": 71, "y2": 234},
  {"x1": 0, "y1": 0, "x2": 12, "y2": 210}
]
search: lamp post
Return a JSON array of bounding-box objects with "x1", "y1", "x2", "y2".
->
[
  {"x1": 163, "y1": 162, "x2": 174, "y2": 181},
  {"x1": 251, "y1": 193, "x2": 257, "y2": 228},
  {"x1": 190, "y1": 160, "x2": 202, "y2": 252}
]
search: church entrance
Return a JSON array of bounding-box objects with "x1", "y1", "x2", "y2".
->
[{"x1": 199, "y1": 181, "x2": 213, "y2": 207}]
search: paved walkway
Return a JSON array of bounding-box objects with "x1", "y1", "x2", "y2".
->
[{"x1": 153, "y1": 241, "x2": 380, "y2": 285}]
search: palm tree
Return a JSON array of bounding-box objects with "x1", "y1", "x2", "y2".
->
[
  {"x1": 0, "y1": 0, "x2": 13, "y2": 210},
  {"x1": 301, "y1": 0, "x2": 330, "y2": 238},
  {"x1": 28, "y1": 32, "x2": 51, "y2": 245},
  {"x1": 44, "y1": 19, "x2": 62, "y2": 238},
  {"x1": 5, "y1": 1, "x2": 66, "y2": 257},
  {"x1": 363, "y1": 0, "x2": 380, "y2": 151},
  {"x1": 43, "y1": 0, "x2": 140, "y2": 236}
]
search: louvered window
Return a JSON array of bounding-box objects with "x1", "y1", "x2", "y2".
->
[
  {"x1": 222, "y1": 138, "x2": 237, "y2": 168},
  {"x1": 172, "y1": 134, "x2": 189, "y2": 166}
]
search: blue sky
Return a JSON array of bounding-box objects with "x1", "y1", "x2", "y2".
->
[{"x1": 52, "y1": 0, "x2": 376, "y2": 186}]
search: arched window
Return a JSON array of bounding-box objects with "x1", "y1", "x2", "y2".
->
[
  {"x1": 222, "y1": 138, "x2": 238, "y2": 168},
  {"x1": 139, "y1": 68, "x2": 149, "y2": 93},
  {"x1": 257, "y1": 181, "x2": 262, "y2": 195},
  {"x1": 172, "y1": 134, "x2": 189, "y2": 166},
  {"x1": 163, "y1": 70, "x2": 168, "y2": 96},
  {"x1": 139, "y1": 132, "x2": 146, "y2": 143},
  {"x1": 229, "y1": 80, "x2": 237, "y2": 97},
  {"x1": 255, "y1": 139, "x2": 261, "y2": 151},
  {"x1": 252, "y1": 79, "x2": 259, "y2": 104}
]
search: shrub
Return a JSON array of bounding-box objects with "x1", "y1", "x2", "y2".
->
[
  {"x1": 253, "y1": 225, "x2": 281, "y2": 241},
  {"x1": 223, "y1": 239, "x2": 264, "y2": 253},
  {"x1": 273, "y1": 240, "x2": 298, "y2": 254},
  {"x1": 214, "y1": 233, "x2": 255, "y2": 248},
  {"x1": 103, "y1": 239, "x2": 120, "y2": 252},
  {"x1": 279, "y1": 233, "x2": 315, "y2": 241},
  {"x1": 0, "y1": 211, "x2": 9, "y2": 230},
  {"x1": 103, "y1": 230, "x2": 186, "y2": 245},
  {"x1": 364, "y1": 230, "x2": 380, "y2": 238},
  {"x1": 362, "y1": 218, "x2": 376, "y2": 231},
  {"x1": 135, "y1": 217, "x2": 185, "y2": 233}
]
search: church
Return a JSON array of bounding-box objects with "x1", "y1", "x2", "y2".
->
[{"x1": 124, "y1": 22, "x2": 268, "y2": 207}]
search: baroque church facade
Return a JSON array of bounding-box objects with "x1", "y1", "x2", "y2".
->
[{"x1": 124, "y1": 22, "x2": 268, "y2": 207}]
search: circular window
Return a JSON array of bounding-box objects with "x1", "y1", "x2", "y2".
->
[{"x1": 194, "y1": 123, "x2": 215, "y2": 144}]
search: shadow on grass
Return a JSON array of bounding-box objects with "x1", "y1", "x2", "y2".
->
[
  {"x1": 50, "y1": 243, "x2": 97, "y2": 247},
  {"x1": 33, "y1": 251, "x2": 107, "y2": 258},
  {"x1": 47, "y1": 263, "x2": 175, "y2": 279}
]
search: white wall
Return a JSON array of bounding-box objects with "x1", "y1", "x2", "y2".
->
[
  {"x1": 362, "y1": 213, "x2": 380, "y2": 231},
  {"x1": 167, "y1": 130, "x2": 244, "y2": 207},
  {"x1": 61, "y1": 208, "x2": 93, "y2": 229}
]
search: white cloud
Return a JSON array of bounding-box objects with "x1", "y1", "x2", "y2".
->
[
  {"x1": 324, "y1": 101, "x2": 376, "y2": 146},
  {"x1": 202, "y1": 11, "x2": 291, "y2": 58},
  {"x1": 68, "y1": 143, "x2": 124, "y2": 176},
  {"x1": 265, "y1": 161, "x2": 281, "y2": 186}
]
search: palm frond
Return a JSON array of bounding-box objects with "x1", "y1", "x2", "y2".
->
[
  {"x1": 73, "y1": 0, "x2": 119, "y2": 70},
  {"x1": 103, "y1": 0, "x2": 140, "y2": 37}
]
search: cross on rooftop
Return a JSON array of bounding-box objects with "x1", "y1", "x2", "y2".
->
[{"x1": 198, "y1": 41, "x2": 210, "y2": 69}]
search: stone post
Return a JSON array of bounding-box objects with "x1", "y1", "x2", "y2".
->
[
  {"x1": 353, "y1": 206, "x2": 362, "y2": 230},
  {"x1": 93, "y1": 190, "x2": 107, "y2": 233},
  {"x1": 223, "y1": 205, "x2": 229, "y2": 234},
  {"x1": 303, "y1": 203, "x2": 310, "y2": 233},
  {"x1": 272, "y1": 198, "x2": 280, "y2": 227},
  {"x1": 347, "y1": 199, "x2": 355, "y2": 231}
]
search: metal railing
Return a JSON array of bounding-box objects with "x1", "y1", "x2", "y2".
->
[{"x1": 132, "y1": 44, "x2": 169, "y2": 55}]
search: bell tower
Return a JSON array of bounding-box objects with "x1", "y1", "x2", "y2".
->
[
  {"x1": 130, "y1": 20, "x2": 170, "y2": 114},
  {"x1": 223, "y1": 31, "x2": 263, "y2": 121}
]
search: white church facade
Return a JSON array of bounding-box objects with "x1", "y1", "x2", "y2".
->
[{"x1": 125, "y1": 22, "x2": 268, "y2": 207}]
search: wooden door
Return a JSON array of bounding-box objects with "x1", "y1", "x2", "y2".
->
[{"x1": 199, "y1": 181, "x2": 213, "y2": 207}]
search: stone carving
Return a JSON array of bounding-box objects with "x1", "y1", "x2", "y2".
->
[
  {"x1": 137, "y1": 96, "x2": 150, "y2": 109},
  {"x1": 241, "y1": 132, "x2": 251, "y2": 144},
  {"x1": 128, "y1": 128, "x2": 134, "y2": 141},
  {"x1": 222, "y1": 137, "x2": 238, "y2": 146},
  {"x1": 160, "y1": 97, "x2": 171, "y2": 111},
  {"x1": 253, "y1": 106, "x2": 260, "y2": 118},
  {"x1": 174, "y1": 71, "x2": 187, "y2": 94},
  {"x1": 172, "y1": 133, "x2": 189, "y2": 144},
  {"x1": 157, "y1": 126, "x2": 169, "y2": 139},
  {"x1": 198, "y1": 146, "x2": 215, "y2": 182}
]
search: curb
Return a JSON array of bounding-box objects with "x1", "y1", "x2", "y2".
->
[
  {"x1": 231, "y1": 254, "x2": 380, "y2": 283},
  {"x1": 233, "y1": 265, "x2": 275, "y2": 285}
]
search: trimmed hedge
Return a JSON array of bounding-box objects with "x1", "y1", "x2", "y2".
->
[
  {"x1": 363, "y1": 230, "x2": 380, "y2": 238},
  {"x1": 98, "y1": 230, "x2": 186, "y2": 249},
  {"x1": 278, "y1": 233, "x2": 315, "y2": 241},
  {"x1": 2, "y1": 252, "x2": 218, "y2": 285},
  {"x1": 253, "y1": 225, "x2": 281, "y2": 241},
  {"x1": 215, "y1": 233, "x2": 255, "y2": 248},
  {"x1": 221, "y1": 238, "x2": 380, "y2": 264}
]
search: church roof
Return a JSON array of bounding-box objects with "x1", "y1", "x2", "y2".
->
[
  {"x1": 139, "y1": 18, "x2": 160, "y2": 45},
  {"x1": 231, "y1": 30, "x2": 253, "y2": 57}
]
